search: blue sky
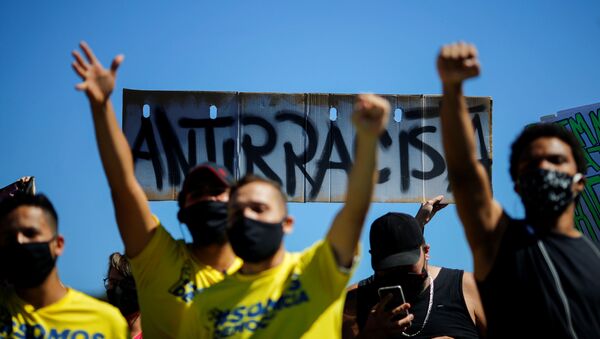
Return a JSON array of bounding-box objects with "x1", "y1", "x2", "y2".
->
[{"x1": 1, "y1": 1, "x2": 599, "y2": 295}]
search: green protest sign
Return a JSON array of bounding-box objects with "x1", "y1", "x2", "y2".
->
[{"x1": 542, "y1": 102, "x2": 600, "y2": 241}]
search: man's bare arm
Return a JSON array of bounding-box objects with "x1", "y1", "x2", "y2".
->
[
  {"x1": 327, "y1": 94, "x2": 390, "y2": 267},
  {"x1": 462, "y1": 272, "x2": 487, "y2": 337},
  {"x1": 72, "y1": 42, "x2": 155, "y2": 257},
  {"x1": 437, "y1": 42, "x2": 505, "y2": 279}
]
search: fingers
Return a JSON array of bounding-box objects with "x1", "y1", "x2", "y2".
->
[
  {"x1": 110, "y1": 54, "x2": 125, "y2": 74},
  {"x1": 441, "y1": 41, "x2": 477, "y2": 59},
  {"x1": 429, "y1": 195, "x2": 448, "y2": 210},
  {"x1": 75, "y1": 82, "x2": 87, "y2": 91},
  {"x1": 390, "y1": 304, "x2": 413, "y2": 331},
  {"x1": 391, "y1": 302, "x2": 411, "y2": 316},
  {"x1": 372, "y1": 293, "x2": 394, "y2": 314},
  {"x1": 72, "y1": 62, "x2": 86, "y2": 78},
  {"x1": 354, "y1": 93, "x2": 372, "y2": 112},
  {"x1": 433, "y1": 203, "x2": 449, "y2": 212},
  {"x1": 353, "y1": 94, "x2": 391, "y2": 135},
  {"x1": 438, "y1": 42, "x2": 478, "y2": 64},
  {"x1": 420, "y1": 196, "x2": 441, "y2": 211},
  {"x1": 355, "y1": 94, "x2": 390, "y2": 114},
  {"x1": 430, "y1": 195, "x2": 444, "y2": 204},
  {"x1": 437, "y1": 42, "x2": 480, "y2": 84},
  {"x1": 79, "y1": 41, "x2": 100, "y2": 65},
  {"x1": 394, "y1": 312, "x2": 414, "y2": 329},
  {"x1": 72, "y1": 50, "x2": 87, "y2": 69},
  {"x1": 18, "y1": 176, "x2": 32, "y2": 183}
]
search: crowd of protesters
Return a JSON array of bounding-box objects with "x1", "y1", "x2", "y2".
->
[{"x1": 0, "y1": 41, "x2": 598, "y2": 339}]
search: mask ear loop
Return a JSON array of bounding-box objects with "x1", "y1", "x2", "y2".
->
[{"x1": 572, "y1": 173, "x2": 584, "y2": 200}]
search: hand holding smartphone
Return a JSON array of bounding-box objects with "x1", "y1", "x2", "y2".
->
[{"x1": 378, "y1": 285, "x2": 410, "y2": 318}]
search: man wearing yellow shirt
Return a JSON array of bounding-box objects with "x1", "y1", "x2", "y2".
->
[
  {"x1": 0, "y1": 193, "x2": 129, "y2": 338},
  {"x1": 186, "y1": 93, "x2": 391, "y2": 338},
  {"x1": 72, "y1": 42, "x2": 242, "y2": 338}
]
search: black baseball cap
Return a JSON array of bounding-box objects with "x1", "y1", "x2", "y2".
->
[
  {"x1": 369, "y1": 212, "x2": 424, "y2": 270},
  {"x1": 177, "y1": 162, "x2": 234, "y2": 207}
]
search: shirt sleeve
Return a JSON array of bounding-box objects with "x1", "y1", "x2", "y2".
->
[
  {"x1": 299, "y1": 240, "x2": 358, "y2": 298},
  {"x1": 129, "y1": 221, "x2": 181, "y2": 289}
]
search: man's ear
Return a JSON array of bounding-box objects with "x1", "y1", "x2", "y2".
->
[
  {"x1": 424, "y1": 244, "x2": 431, "y2": 261},
  {"x1": 283, "y1": 215, "x2": 294, "y2": 235},
  {"x1": 573, "y1": 173, "x2": 586, "y2": 195},
  {"x1": 53, "y1": 234, "x2": 65, "y2": 257}
]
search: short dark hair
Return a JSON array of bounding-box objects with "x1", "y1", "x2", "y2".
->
[
  {"x1": 0, "y1": 192, "x2": 58, "y2": 232},
  {"x1": 107, "y1": 252, "x2": 133, "y2": 279},
  {"x1": 229, "y1": 174, "x2": 288, "y2": 214},
  {"x1": 509, "y1": 123, "x2": 587, "y2": 181}
]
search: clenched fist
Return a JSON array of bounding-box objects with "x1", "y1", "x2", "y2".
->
[
  {"x1": 437, "y1": 42, "x2": 480, "y2": 86},
  {"x1": 352, "y1": 94, "x2": 391, "y2": 138}
]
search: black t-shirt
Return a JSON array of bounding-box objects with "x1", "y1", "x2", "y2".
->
[
  {"x1": 357, "y1": 267, "x2": 480, "y2": 339},
  {"x1": 477, "y1": 216, "x2": 600, "y2": 339}
]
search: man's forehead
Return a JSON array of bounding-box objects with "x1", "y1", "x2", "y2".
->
[
  {"x1": 233, "y1": 182, "x2": 280, "y2": 203},
  {"x1": 522, "y1": 137, "x2": 573, "y2": 159},
  {"x1": 1, "y1": 206, "x2": 48, "y2": 230}
]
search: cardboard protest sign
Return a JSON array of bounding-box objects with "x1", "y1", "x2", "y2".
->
[
  {"x1": 122, "y1": 90, "x2": 492, "y2": 202},
  {"x1": 542, "y1": 102, "x2": 600, "y2": 241}
]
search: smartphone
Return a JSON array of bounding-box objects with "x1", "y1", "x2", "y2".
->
[{"x1": 377, "y1": 285, "x2": 410, "y2": 317}]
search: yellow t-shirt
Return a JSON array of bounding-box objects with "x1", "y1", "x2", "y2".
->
[
  {"x1": 187, "y1": 240, "x2": 353, "y2": 339},
  {"x1": 0, "y1": 287, "x2": 129, "y2": 339},
  {"x1": 130, "y1": 224, "x2": 242, "y2": 338}
]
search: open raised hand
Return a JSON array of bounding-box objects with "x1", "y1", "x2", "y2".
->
[{"x1": 72, "y1": 41, "x2": 124, "y2": 106}]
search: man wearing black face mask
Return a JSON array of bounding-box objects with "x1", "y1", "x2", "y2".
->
[
  {"x1": 438, "y1": 42, "x2": 600, "y2": 338},
  {"x1": 0, "y1": 193, "x2": 129, "y2": 338},
  {"x1": 72, "y1": 42, "x2": 242, "y2": 338},
  {"x1": 343, "y1": 197, "x2": 486, "y2": 339},
  {"x1": 183, "y1": 93, "x2": 391, "y2": 338},
  {"x1": 106, "y1": 252, "x2": 142, "y2": 339}
]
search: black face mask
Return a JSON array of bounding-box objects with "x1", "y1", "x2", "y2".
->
[
  {"x1": 177, "y1": 201, "x2": 228, "y2": 246},
  {"x1": 0, "y1": 240, "x2": 56, "y2": 288},
  {"x1": 227, "y1": 217, "x2": 284, "y2": 263},
  {"x1": 106, "y1": 278, "x2": 139, "y2": 317},
  {"x1": 376, "y1": 267, "x2": 428, "y2": 302},
  {"x1": 518, "y1": 168, "x2": 581, "y2": 221}
]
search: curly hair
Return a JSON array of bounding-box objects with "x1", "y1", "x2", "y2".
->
[{"x1": 509, "y1": 123, "x2": 587, "y2": 182}]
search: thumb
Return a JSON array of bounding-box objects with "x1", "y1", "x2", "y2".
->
[
  {"x1": 75, "y1": 82, "x2": 87, "y2": 91},
  {"x1": 111, "y1": 54, "x2": 125, "y2": 74}
]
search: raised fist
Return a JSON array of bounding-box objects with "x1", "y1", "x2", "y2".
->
[
  {"x1": 437, "y1": 42, "x2": 480, "y2": 85},
  {"x1": 352, "y1": 94, "x2": 391, "y2": 138}
]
